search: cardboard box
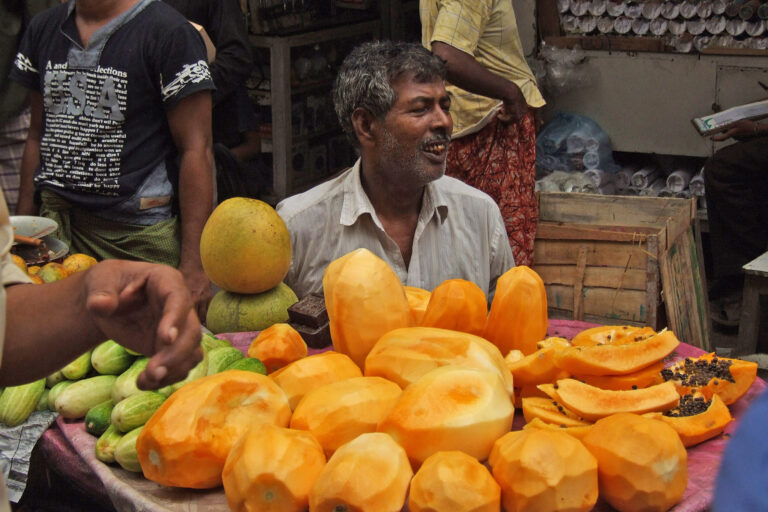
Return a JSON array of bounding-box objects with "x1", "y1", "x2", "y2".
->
[
  {"x1": 189, "y1": 21, "x2": 216, "y2": 63},
  {"x1": 533, "y1": 192, "x2": 710, "y2": 349}
]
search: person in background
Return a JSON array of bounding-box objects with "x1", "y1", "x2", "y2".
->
[
  {"x1": 0, "y1": 0, "x2": 58, "y2": 214},
  {"x1": 0, "y1": 189, "x2": 203, "y2": 510},
  {"x1": 713, "y1": 385, "x2": 768, "y2": 511},
  {"x1": 704, "y1": 119, "x2": 768, "y2": 327},
  {"x1": 276, "y1": 40, "x2": 514, "y2": 301},
  {"x1": 163, "y1": 0, "x2": 263, "y2": 202},
  {"x1": 10, "y1": 0, "x2": 216, "y2": 319},
  {"x1": 420, "y1": 0, "x2": 546, "y2": 267}
]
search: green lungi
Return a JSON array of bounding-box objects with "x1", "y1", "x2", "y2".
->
[{"x1": 40, "y1": 190, "x2": 181, "y2": 266}]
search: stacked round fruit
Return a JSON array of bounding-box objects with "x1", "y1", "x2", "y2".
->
[{"x1": 200, "y1": 197, "x2": 298, "y2": 334}]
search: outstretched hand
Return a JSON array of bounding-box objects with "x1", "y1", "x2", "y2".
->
[
  {"x1": 84, "y1": 260, "x2": 203, "y2": 390},
  {"x1": 711, "y1": 120, "x2": 761, "y2": 142}
]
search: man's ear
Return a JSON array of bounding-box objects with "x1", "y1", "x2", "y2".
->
[{"x1": 351, "y1": 108, "x2": 377, "y2": 147}]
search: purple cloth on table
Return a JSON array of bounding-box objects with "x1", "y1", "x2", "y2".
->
[{"x1": 38, "y1": 320, "x2": 765, "y2": 512}]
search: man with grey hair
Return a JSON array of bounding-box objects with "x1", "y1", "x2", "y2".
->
[{"x1": 276, "y1": 40, "x2": 514, "y2": 302}]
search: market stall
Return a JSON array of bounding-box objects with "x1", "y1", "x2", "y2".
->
[{"x1": 31, "y1": 319, "x2": 765, "y2": 512}]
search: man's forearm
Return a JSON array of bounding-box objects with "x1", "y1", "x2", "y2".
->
[
  {"x1": 177, "y1": 149, "x2": 213, "y2": 271},
  {"x1": 2, "y1": 275, "x2": 103, "y2": 385},
  {"x1": 431, "y1": 42, "x2": 521, "y2": 104}
]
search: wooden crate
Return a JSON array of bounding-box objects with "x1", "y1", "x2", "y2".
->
[{"x1": 533, "y1": 192, "x2": 711, "y2": 350}]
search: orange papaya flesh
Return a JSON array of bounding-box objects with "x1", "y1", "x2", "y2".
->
[
  {"x1": 660, "y1": 393, "x2": 733, "y2": 447},
  {"x1": 661, "y1": 353, "x2": 758, "y2": 406}
]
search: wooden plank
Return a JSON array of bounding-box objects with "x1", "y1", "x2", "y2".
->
[
  {"x1": 644, "y1": 233, "x2": 660, "y2": 332},
  {"x1": 534, "y1": 264, "x2": 648, "y2": 291},
  {"x1": 536, "y1": 222, "x2": 654, "y2": 242},
  {"x1": 544, "y1": 35, "x2": 666, "y2": 53},
  {"x1": 659, "y1": 229, "x2": 711, "y2": 349},
  {"x1": 573, "y1": 246, "x2": 588, "y2": 321},
  {"x1": 537, "y1": 193, "x2": 694, "y2": 240},
  {"x1": 536, "y1": 0, "x2": 561, "y2": 40},
  {"x1": 545, "y1": 285, "x2": 650, "y2": 324},
  {"x1": 548, "y1": 308, "x2": 646, "y2": 328},
  {"x1": 534, "y1": 240, "x2": 649, "y2": 269}
]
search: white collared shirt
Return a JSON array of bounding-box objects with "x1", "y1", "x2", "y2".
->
[{"x1": 276, "y1": 159, "x2": 514, "y2": 302}]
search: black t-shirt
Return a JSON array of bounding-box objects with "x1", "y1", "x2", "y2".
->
[{"x1": 10, "y1": 0, "x2": 215, "y2": 221}]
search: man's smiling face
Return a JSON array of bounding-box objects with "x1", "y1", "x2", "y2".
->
[{"x1": 375, "y1": 74, "x2": 453, "y2": 187}]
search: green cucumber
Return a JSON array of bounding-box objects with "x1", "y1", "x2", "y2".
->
[
  {"x1": 114, "y1": 426, "x2": 144, "y2": 472},
  {"x1": 112, "y1": 357, "x2": 149, "y2": 403},
  {"x1": 91, "y1": 340, "x2": 135, "y2": 375},
  {"x1": 206, "y1": 346, "x2": 244, "y2": 376},
  {"x1": 225, "y1": 357, "x2": 267, "y2": 375},
  {"x1": 157, "y1": 352, "x2": 208, "y2": 397},
  {"x1": 61, "y1": 350, "x2": 93, "y2": 380},
  {"x1": 55, "y1": 375, "x2": 117, "y2": 420},
  {"x1": 85, "y1": 399, "x2": 115, "y2": 436},
  {"x1": 201, "y1": 332, "x2": 232, "y2": 352},
  {"x1": 46, "y1": 371, "x2": 65, "y2": 388},
  {"x1": 111, "y1": 391, "x2": 165, "y2": 433},
  {"x1": 48, "y1": 380, "x2": 75, "y2": 411},
  {"x1": 0, "y1": 379, "x2": 46, "y2": 427},
  {"x1": 95, "y1": 424, "x2": 124, "y2": 463},
  {"x1": 35, "y1": 389, "x2": 50, "y2": 412}
]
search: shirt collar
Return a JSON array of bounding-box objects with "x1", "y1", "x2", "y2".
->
[
  {"x1": 61, "y1": 0, "x2": 154, "y2": 59},
  {"x1": 339, "y1": 158, "x2": 450, "y2": 228}
]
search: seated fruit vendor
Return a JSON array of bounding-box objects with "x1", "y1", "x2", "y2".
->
[
  {"x1": 9, "y1": 0, "x2": 216, "y2": 320},
  {"x1": 277, "y1": 41, "x2": 514, "y2": 301},
  {"x1": 0, "y1": 189, "x2": 203, "y2": 509}
]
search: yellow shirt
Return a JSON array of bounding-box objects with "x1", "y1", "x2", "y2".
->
[{"x1": 420, "y1": 0, "x2": 546, "y2": 138}]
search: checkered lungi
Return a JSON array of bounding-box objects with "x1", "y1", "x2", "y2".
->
[{"x1": 446, "y1": 110, "x2": 538, "y2": 267}]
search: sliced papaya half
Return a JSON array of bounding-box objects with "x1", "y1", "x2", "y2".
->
[
  {"x1": 513, "y1": 383, "x2": 550, "y2": 409},
  {"x1": 521, "y1": 396, "x2": 592, "y2": 427},
  {"x1": 507, "y1": 346, "x2": 570, "y2": 386},
  {"x1": 553, "y1": 330, "x2": 680, "y2": 376},
  {"x1": 571, "y1": 325, "x2": 656, "y2": 347},
  {"x1": 659, "y1": 393, "x2": 733, "y2": 447},
  {"x1": 661, "y1": 353, "x2": 758, "y2": 406},
  {"x1": 548, "y1": 378, "x2": 680, "y2": 422},
  {"x1": 522, "y1": 417, "x2": 593, "y2": 440},
  {"x1": 535, "y1": 337, "x2": 571, "y2": 350},
  {"x1": 573, "y1": 361, "x2": 665, "y2": 391}
]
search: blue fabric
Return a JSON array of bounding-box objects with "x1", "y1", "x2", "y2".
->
[{"x1": 714, "y1": 387, "x2": 768, "y2": 511}]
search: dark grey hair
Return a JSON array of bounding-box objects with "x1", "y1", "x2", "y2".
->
[{"x1": 333, "y1": 40, "x2": 446, "y2": 146}]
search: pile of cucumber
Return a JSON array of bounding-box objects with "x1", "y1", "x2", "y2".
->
[{"x1": 0, "y1": 333, "x2": 266, "y2": 474}]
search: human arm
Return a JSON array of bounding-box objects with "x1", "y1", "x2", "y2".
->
[
  {"x1": 431, "y1": 41, "x2": 528, "y2": 123},
  {"x1": 1, "y1": 259, "x2": 203, "y2": 388},
  {"x1": 711, "y1": 119, "x2": 766, "y2": 142},
  {"x1": 167, "y1": 90, "x2": 214, "y2": 321},
  {"x1": 15, "y1": 91, "x2": 42, "y2": 216},
  {"x1": 204, "y1": 0, "x2": 253, "y2": 104}
]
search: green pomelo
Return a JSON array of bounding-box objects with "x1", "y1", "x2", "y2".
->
[{"x1": 205, "y1": 282, "x2": 299, "y2": 334}]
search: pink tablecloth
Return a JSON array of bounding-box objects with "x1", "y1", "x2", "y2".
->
[{"x1": 39, "y1": 320, "x2": 766, "y2": 512}]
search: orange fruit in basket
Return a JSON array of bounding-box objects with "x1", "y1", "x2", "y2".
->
[
  {"x1": 10, "y1": 254, "x2": 27, "y2": 273},
  {"x1": 38, "y1": 262, "x2": 71, "y2": 283},
  {"x1": 62, "y1": 253, "x2": 98, "y2": 274},
  {"x1": 27, "y1": 265, "x2": 40, "y2": 275},
  {"x1": 28, "y1": 274, "x2": 44, "y2": 284}
]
